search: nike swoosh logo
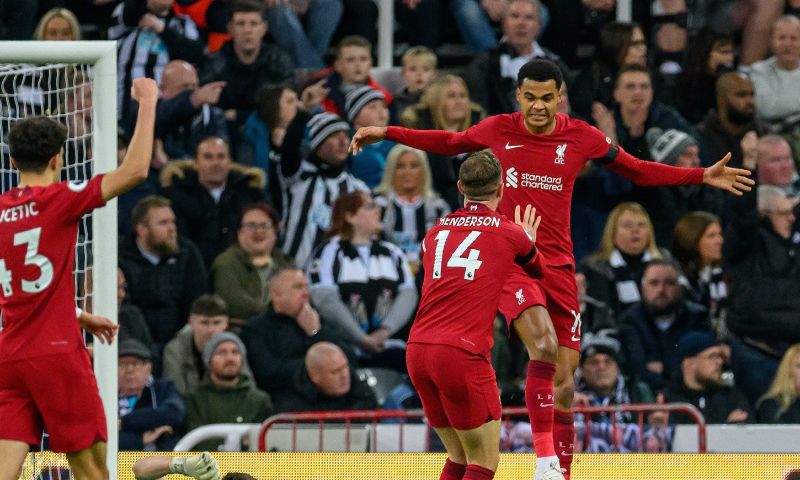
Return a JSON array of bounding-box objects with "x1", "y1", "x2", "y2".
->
[
  {"x1": 539, "y1": 403, "x2": 554, "y2": 407},
  {"x1": 560, "y1": 451, "x2": 573, "y2": 456},
  {"x1": 505, "y1": 142, "x2": 523, "y2": 150},
  {"x1": 571, "y1": 335, "x2": 580, "y2": 342}
]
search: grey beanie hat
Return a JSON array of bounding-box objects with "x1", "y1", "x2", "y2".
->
[
  {"x1": 202, "y1": 332, "x2": 247, "y2": 368},
  {"x1": 307, "y1": 112, "x2": 351, "y2": 151},
  {"x1": 344, "y1": 85, "x2": 386, "y2": 123},
  {"x1": 646, "y1": 127, "x2": 697, "y2": 165}
]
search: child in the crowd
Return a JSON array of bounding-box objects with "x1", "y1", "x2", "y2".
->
[
  {"x1": 345, "y1": 85, "x2": 395, "y2": 188},
  {"x1": 308, "y1": 35, "x2": 393, "y2": 118},
  {"x1": 394, "y1": 46, "x2": 438, "y2": 116}
]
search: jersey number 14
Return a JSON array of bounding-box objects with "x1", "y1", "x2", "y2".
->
[{"x1": 431, "y1": 230, "x2": 483, "y2": 281}]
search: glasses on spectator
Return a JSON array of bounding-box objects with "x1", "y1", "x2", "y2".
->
[
  {"x1": 242, "y1": 221, "x2": 274, "y2": 231},
  {"x1": 118, "y1": 359, "x2": 147, "y2": 370}
]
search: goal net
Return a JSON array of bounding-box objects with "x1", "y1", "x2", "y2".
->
[{"x1": 0, "y1": 42, "x2": 118, "y2": 479}]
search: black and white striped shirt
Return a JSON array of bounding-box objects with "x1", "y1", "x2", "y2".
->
[
  {"x1": 279, "y1": 160, "x2": 369, "y2": 266},
  {"x1": 110, "y1": 3, "x2": 201, "y2": 118},
  {"x1": 374, "y1": 192, "x2": 450, "y2": 263},
  {"x1": 307, "y1": 236, "x2": 416, "y2": 336}
]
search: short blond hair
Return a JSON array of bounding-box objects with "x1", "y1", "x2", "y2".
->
[{"x1": 402, "y1": 46, "x2": 437, "y2": 70}]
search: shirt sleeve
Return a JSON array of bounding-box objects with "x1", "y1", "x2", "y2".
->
[
  {"x1": 385, "y1": 116, "x2": 497, "y2": 156},
  {"x1": 54, "y1": 174, "x2": 107, "y2": 223}
]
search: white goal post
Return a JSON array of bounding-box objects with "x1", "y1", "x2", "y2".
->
[{"x1": 0, "y1": 41, "x2": 118, "y2": 478}]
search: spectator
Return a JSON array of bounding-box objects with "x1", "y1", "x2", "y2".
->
[
  {"x1": 145, "y1": 60, "x2": 228, "y2": 160},
  {"x1": 335, "y1": 0, "x2": 440, "y2": 51},
  {"x1": 640, "y1": 127, "x2": 724, "y2": 245},
  {"x1": 401, "y1": 75, "x2": 486, "y2": 208},
  {"x1": 117, "y1": 267, "x2": 157, "y2": 353},
  {"x1": 671, "y1": 211, "x2": 727, "y2": 330},
  {"x1": 118, "y1": 339, "x2": 186, "y2": 451},
  {"x1": 162, "y1": 294, "x2": 254, "y2": 395},
  {"x1": 310, "y1": 35, "x2": 393, "y2": 118},
  {"x1": 750, "y1": 15, "x2": 800, "y2": 132},
  {"x1": 119, "y1": 195, "x2": 208, "y2": 349},
  {"x1": 581, "y1": 202, "x2": 671, "y2": 316},
  {"x1": 242, "y1": 268, "x2": 355, "y2": 393},
  {"x1": 160, "y1": 136, "x2": 267, "y2": 267},
  {"x1": 345, "y1": 86, "x2": 394, "y2": 188},
  {"x1": 278, "y1": 110, "x2": 369, "y2": 266},
  {"x1": 109, "y1": 0, "x2": 205, "y2": 119},
  {"x1": 724, "y1": 185, "x2": 800, "y2": 404},
  {"x1": 185, "y1": 332, "x2": 273, "y2": 449},
  {"x1": 449, "y1": 0, "x2": 501, "y2": 53},
  {"x1": 756, "y1": 343, "x2": 800, "y2": 423},
  {"x1": 755, "y1": 134, "x2": 800, "y2": 195},
  {"x1": 34, "y1": 8, "x2": 81, "y2": 40},
  {"x1": 619, "y1": 259, "x2": 710, "y2": 392},
  {"x1": 600, "y1": 64, "x2": 697, "y2": 160},
  {"x1": 308, "y1": 192, "x2": 417, "y2": 372},
  {"x1": 263, "y1": 0, "x2": 343, "y2": 69},
  {"x1": 573, "y1": 333, "x2": 655, "y2": 452},
  {"x1": 210, "y1": 203, "x2": 294, "y2": 323},
  {"x1": 393, "y1": 47, "x2": 438, "y2": 117},
  {"x1": 373, "y1": 145, "x2": 450, "y2": 267},
  {"x1": 570, "y1": 21, "x2": 648, "y2": 121},
  {"x1": 199, "y1": 0, "x2": 294, "y2": 127},
  {"x1": 669, "y1": 29, "x2": 735, "y2": 124},
  {"x1": 697, "y1": 72, "x2": 759, "y2": 168},
  {"x1": 664, "y1": 331, "x2": 752, "y2": 424},
  {"x1": 574, "y1": 272, "x2": 616, "y2": 337},
  {"x1": 272, "y1": 342, "x2": 378, "y2": 413},
  {"x1": 465, "y1": 0, "x2": 568, "y2": 116}
]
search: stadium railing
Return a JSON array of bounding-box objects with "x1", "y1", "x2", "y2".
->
[{"x1": 253, "y1": 403, "x2": 706, "y2": 453}]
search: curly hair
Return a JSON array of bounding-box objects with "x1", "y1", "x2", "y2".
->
[{"x1": 8, "y1": 116, "x2": 67, "y2": 172}]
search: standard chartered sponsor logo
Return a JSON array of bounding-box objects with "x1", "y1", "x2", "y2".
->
[
  {"x1": 520, "y1": 173, "x2": 563, "y2": 191},
  {"x1": 505, "y1": 167, "x2": 518, "y2": 188}
]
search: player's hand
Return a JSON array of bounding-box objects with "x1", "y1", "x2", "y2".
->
[
  {"x1": 702, "y1": 152, "x2": 755, "y2": 196},
  {"x1": 171, "y1": 452, "x2": 221, "y2": 480},
  {"x1": 78, "y1": 312, "x2": 118, "y2": 344},
  {"x1": 190, "y1": 81, "x2": 226, "y2": 107},
  {"x1": 514, "y1": 205, "x2": 542, "y2": 242},
  {"x1": 131, "y1": 77, "x2": 158, "y2": 105},
  {"x1": 348, "y1": 126, "x2": 388, "y2": 155}
]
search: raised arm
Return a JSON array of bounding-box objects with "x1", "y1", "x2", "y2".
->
[
  {"x1": 601, "y1": 146, "x2": 754, "y2": 194},
  {"x1": 101, "y1": 77, "x2": 157, "y2": 201},
  {"x1": 349, "y1": 125, "x2": 486, "y2": 157}
]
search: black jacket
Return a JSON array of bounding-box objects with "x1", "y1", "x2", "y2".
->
[
  {"x1": 272, "y1": 365, "x2": 377, "y2": 414},
  {"x1": 119, "y1": 234, "x2": 208, "y2": 345},
  {"x1": 465, "y1": 41, "x2": 569, "y2": 116},
  {"x1": 119, "y1": 378, "x2": 186, "y2": 450},
  {"x1": 664, "y1": 380, "x2": 752, "y2": 425},
  {"x1": 198, "y1": 41, "x2": 294, "y2": 119},
  {"x1": 160, "y1": 160, "x2": 267, "y2": 267},
  {"x1": 242, "y1": 306, "x2": 355, "y2": 393},
  {"x1": 619, "y1": 301, "x2": 711, "y2": 391},
  {"x1": 723, "y1": 189, "x2": 800, "y2": 354}
]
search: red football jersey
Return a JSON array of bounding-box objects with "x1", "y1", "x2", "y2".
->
[
  {"x1": 0, "y1": 175, "x2": 106, "y2": 362},
  {"x1": 409, "y1": 202, "x2": 541, "y2": 358},
  {"x1": 387, "y1": 113, "x2": 703, "y2": 267}
]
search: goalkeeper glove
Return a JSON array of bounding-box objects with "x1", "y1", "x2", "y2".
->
[{"x1": 169, "y1": 452, "x2": 220, "y2": 480}]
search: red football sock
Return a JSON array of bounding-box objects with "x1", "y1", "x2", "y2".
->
[
  {"x1": 440, "y1": 458, "x2": 467, "y2": 480},
  {"x1": 553, "y1": 409, "x2": 575, "y2": 479},
  {"x1": 463, "y1": 464, "x2": 495, "y2": 480},
  {"x1": 525, "y1": 360, "x2": 557, "y2": 458}
]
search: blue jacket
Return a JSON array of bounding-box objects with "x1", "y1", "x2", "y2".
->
[{"x1": 348, "y1": 138, "x2": 396, "y2": 189}]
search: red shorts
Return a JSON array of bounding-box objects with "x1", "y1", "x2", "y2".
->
[
  {"x1": 0, "y1": 349, "x2": 107, "y2": 453},
  {"x1": 406, "y1": 343, "x2": 501, "y2": 430},
  {"x1": 498, "y1": 263, "x2": 582, "y2": 351}
]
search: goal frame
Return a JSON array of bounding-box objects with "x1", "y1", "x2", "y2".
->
[{"x1": 1, "y1": 41, "x2": 119, "y2": 478}]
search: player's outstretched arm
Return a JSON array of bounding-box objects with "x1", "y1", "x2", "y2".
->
[
  {"x1": 348, "y1": 126, "x2": 387, "y2": 154},
  {"x1": 133, "y1": 453, "x2": 220, "y2": 480},
  {"x1": 101, "y1": 77, "x2": 158, "y2": 201},
  {"x1": 702, "y1": 152, "x2": 756, "y2": 196},
  {"x1": 514, "y1": 204, "x2": 542, "y2": 242}
]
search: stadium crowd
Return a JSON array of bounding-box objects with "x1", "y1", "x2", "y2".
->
[{"x1": 3, "y1": 0, "x2": 800, "y2": 453}]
